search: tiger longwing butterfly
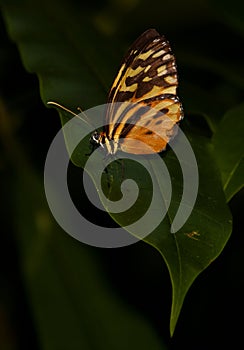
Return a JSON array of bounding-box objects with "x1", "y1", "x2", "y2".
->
[
  {"x1": 48, "y1": 29, "x2": 183, "y2": 155},
  {"x1": 93, "y1": 29, "x2": 183, "y2": 154}
]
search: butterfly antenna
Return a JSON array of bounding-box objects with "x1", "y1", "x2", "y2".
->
[
  {"x1": 47, "y1": 101, "x2": 91, "y2": 126},
  {"x1": 47, "y1": 101, "x2": 77, "y2": 116},
  {"x1": 77, "y1": 106, "x2": 98, "y2": 131},
  {"x1": 77, "y1": 106, "x2": 91, "y2": 124}
]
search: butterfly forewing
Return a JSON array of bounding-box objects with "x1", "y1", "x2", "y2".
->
[{"x1": 105, "y1": 28, "x2": 183, "y2": 154}]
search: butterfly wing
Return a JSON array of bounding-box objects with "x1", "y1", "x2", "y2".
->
[{"x1": 105, "y1": 28, "x2": 183, "y2": 154}]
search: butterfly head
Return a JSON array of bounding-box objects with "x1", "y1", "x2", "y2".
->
[
  {"x1": 90, "y1": 130, "x2": 105, "y2": 149},
  {"x1": 90, "y1": 130, "x2": 117, "y2": 155}
]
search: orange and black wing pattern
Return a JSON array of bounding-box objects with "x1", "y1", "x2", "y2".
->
[{"x1": 105, "y1": 28, "x2": 183, "y2": 154}]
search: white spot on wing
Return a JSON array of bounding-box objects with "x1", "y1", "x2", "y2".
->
[{"x1": 163, "y1": 54, "x2": 171, "y2": 61}]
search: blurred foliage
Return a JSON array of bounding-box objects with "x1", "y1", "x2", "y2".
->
[{"x1": 0, "y1": 0, "x2": 243, "y2": 349}]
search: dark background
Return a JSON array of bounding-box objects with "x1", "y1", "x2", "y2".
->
[{"x1": 0, "y1": 0, "x2": 243, "y2": 349}]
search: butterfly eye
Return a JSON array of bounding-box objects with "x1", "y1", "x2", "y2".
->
[
  {"x1": 90, "y1": 131, "x2": 104, "y2": 149},
  {"x1": 91, "y1": 131, "x2": 100, "y2": 143}
]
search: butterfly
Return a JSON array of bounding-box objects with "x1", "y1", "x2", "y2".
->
[
  {"x1": 49, "y1": 29, "x2": 183, "y2": 155},
  {"x1": 93, "y1": 28, "x2": 183, "y2": 155}
]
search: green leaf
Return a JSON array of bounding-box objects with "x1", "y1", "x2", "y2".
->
[
  {"x1": 45, "y1": 111, "x2": 232, "y2": 335},
  {"x1": 104, "y1": 127, "x2": 232, "y2": 335},
  {"x1": 1, "y1": 0, "x2": 233, "y2": 336},
  {"x1": 212, "y1": 103, "x2": 244, "y2": 202}
]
